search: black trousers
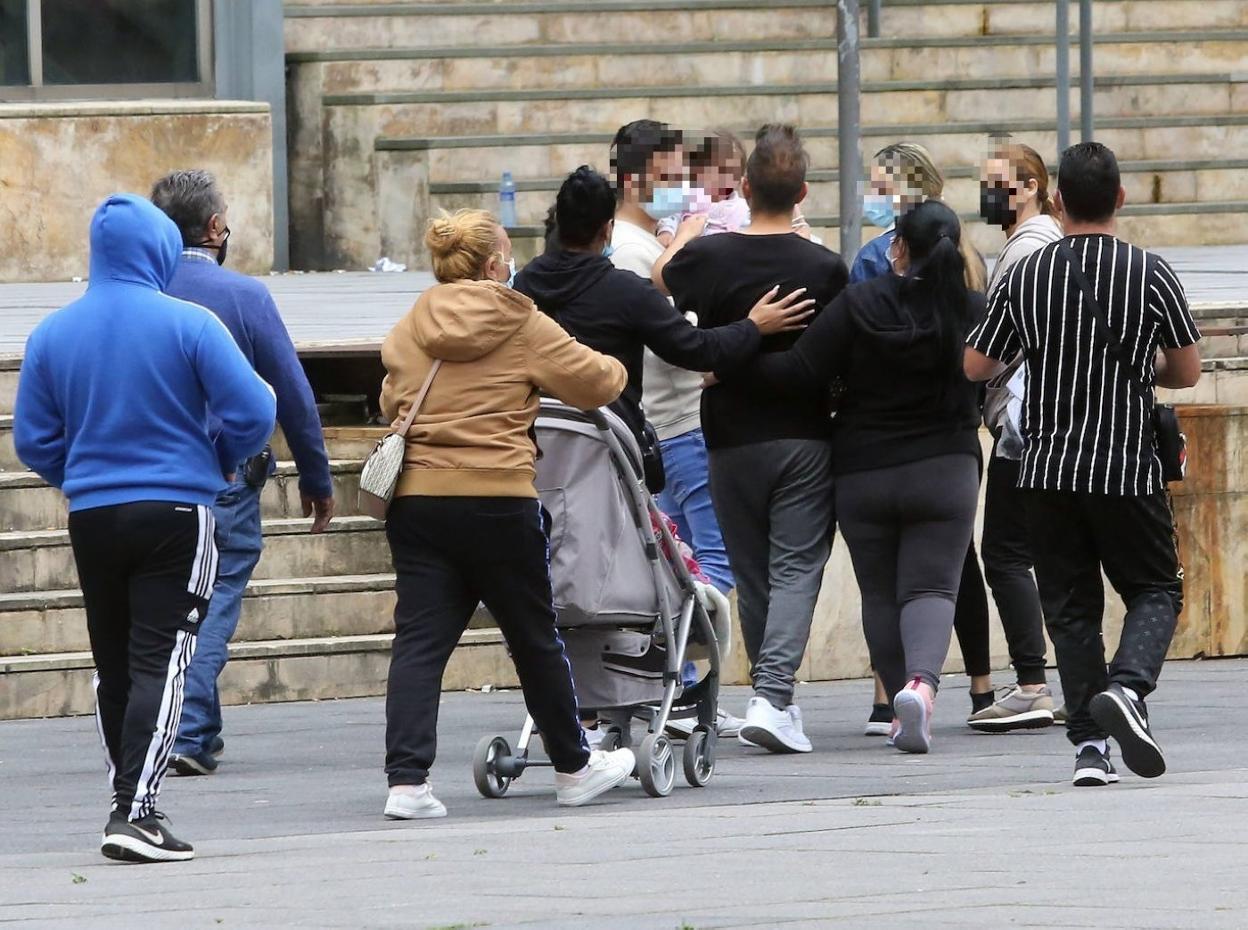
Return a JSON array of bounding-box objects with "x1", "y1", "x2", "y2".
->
[
  {"x1": 952, "y1": 543, "x2": 992, "y2": 680},
  {"x1": 384, "y1": 496, "x2": 590, "y2": 786},
  {"x1": 981, "y1": 451, "x2": 1049, "y2": 686},
  {"x1": 1025, "y1": 489, "x2": 1183, "y2": 746},
  {"x1": 68, "y1": 502, "x2": 217, "y2": 820}
]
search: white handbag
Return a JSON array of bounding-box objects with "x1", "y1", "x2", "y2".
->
[{"x1": 358, "y1": 361, "x2": 441, "y2": 520}]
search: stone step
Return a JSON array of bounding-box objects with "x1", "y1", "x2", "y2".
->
[
  {"x1": 876, "y1": 0, "x2": 1248, "y2": 39},
  {"x1": 291, "y1": 32, "x2": 1248, "y2": 97},
  {"x1": 0, "y1": 515, "x2": 389, "y2": 595},
  {"x1": 377, "y1": 115, "x2": 1248, "y2": 187},
  {"x1": 0, "y1": 572, "x2": 397, "y2": 656},
  {"x1": 0, "y1": 628, "x2": 516, "y2": 720},
  {"x1": 0, "y1": 459, "x2": 368, "y2": 533},
  {"x1": 0, "y1": 357, "x2": 17, "y2": 417},
  {"x1": 282, "y1": 0, "x2": 1247, "y2": 50},
  {"x1": 0, "y1": 415, "x2": 13, "y2": 471},
  {"x1": 429, "y1": 159, "x2": 1248, "y2": 229},
  {"x1": 324, "y1": 74, "x2": 1248, "y2": 140},
  {"x1": 272, "y1": 426, "x2": 383, "y2": 462},
  {"x1": 285, "y1": 1, "x2": 835, "y2": 52}
]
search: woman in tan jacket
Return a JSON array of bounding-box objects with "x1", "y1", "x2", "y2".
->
[{"x1": 379, "y1": 209, "x2": 635, "y2": 820}]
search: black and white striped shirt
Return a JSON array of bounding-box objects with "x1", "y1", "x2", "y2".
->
[{"x1": 968, "y1": 234, "x2": 1200, "y2": 496}]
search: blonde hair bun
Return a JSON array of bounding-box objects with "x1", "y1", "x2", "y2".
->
[{"x1": 423, "y1": 209, "x2": 501, "y2": 283}]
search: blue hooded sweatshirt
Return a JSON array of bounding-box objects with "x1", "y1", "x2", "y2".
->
[{"x1": 14, "y1": 194, "x2": 277, "y2": 512}]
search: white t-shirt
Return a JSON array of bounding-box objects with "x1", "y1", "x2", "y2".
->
[{"x1": 610, "y1": 218, "x2": 704, "y2": 441}]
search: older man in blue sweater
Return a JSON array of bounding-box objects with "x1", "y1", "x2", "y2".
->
[{"x1": 152, "y1": 170, "x2": 335, "y2": 777}]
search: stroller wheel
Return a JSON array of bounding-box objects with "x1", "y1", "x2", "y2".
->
[
  {"x1": 599, "y1": 726, "x2": 624, "y2": 752},
  {"x1": 682, "y1": 728, "x2": 716, "y2": 788},
  {"x1": 472, "y1": 735, "x2": 513, "y2": 799},
  {"x1": 637, "y1": 734, "x2": 676, "y2": 798}
]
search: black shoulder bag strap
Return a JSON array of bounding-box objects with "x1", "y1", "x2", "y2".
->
[{"x1": 1056, "y1": 240, "x2": 1186, "y2": 482}]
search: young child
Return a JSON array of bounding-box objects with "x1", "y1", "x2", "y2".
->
[{"x1": 656, "y1": 130, "x2": 752, "y2": 245}]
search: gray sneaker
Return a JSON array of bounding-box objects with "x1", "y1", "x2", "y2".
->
[{"x1": 967, "y1": 685, "x2": 1055, "y2": 732}]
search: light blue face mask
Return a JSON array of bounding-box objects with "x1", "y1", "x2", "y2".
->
[
  {"x1": 642, "y1": 185, "x2": 688, "y2": 220},
  {"x1": 602, "y1": 243, "x2": 615, "y2": 259},
  {"x1": 504, "y1": 257, "x2": 516, "y2": 288},
  {"x1": 862, "y1": 193, "x2": 897, "y2": 229}
]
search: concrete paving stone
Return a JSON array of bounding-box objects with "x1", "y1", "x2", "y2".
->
[{"x1": 1, "y1": 661, "x2": 1246, "y2": 927}]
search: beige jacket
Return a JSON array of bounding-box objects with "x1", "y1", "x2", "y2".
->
[{"x1": 380, "y1": 279, "x2": 626, "y2": 498}]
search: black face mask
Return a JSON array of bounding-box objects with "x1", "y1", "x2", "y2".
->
[
  {"x1": 199, "y1": 226, "x2": 231, "y2": 266},
  {"x1": 979, "y1": 185, "x2": 1017, "y2": 230}
]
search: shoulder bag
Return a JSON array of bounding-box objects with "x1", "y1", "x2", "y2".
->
[
  {"x1": 358, "y1": 361, "x2": 442, "y2": 520},
  {"x1": 1057, "y1": 242, "x2": 1186, "y2": 482}
]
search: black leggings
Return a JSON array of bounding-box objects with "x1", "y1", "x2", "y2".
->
[
  {"x1": 838, "y1": 454, "x2": 980, "y2": 700},
  {"x1": 384, "y1": 495, "x2": 590, "y2": 785},
  {"x1": 69, "y1": 501, "x2": 217, "y2": 821},
  {"x1": 953, "y1": 542, "x2": 992, "y2": 680}
]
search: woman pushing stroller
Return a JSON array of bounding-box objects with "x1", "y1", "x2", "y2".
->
[{"x1": 378, "y1": 208, "x2": 636, "y2": 819}]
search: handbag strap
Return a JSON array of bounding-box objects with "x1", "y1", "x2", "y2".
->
[
  {"x1": 394, "y1": 359, "x2": 442, "y2": 438},
  {"x1": 1056, "y1": 240, "x2": 1151, "y2": 401}
]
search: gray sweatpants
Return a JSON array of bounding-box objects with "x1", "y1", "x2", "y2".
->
[
  {"x1": 708, "y1": 439, "x2": 834, "y2": 709},
  {"x1": 836, "y1": 453, "x2": 980, "y2": 701}
]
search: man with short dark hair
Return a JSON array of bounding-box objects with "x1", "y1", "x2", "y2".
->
[
  {"x1": 151, "y1": 169, "x2": 335, "y2": 777},
  {"x1": 660, "y1": 124, "x2": 848, "y2": 753},
  {"x1": 965, "y1": 142, "x2": 1202, "y2": 786}
]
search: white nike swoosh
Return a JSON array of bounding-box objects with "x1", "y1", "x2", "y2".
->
[{"x1": 130, "y1": 825, "x2": 166, "y2": 846}]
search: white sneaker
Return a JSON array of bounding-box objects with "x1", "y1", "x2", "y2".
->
[
  {"x1": 555, "y1": 748, "x2": 635, "y2": 807},
  {"x1": 384, "y1": 783, "x2": 447, "y2": 820},
  {"x1": 665, "y1": 708, "x2": 745, "y2": 739},
  {"x1": 738, "y1": 696, "x2": 812, "y2": 753},
  {"x1": 583, "y1": 726, "x2": 605, "y2": 750},
  {"x1": 715, "y1": 709, "x2": 745, "y2": 739}
]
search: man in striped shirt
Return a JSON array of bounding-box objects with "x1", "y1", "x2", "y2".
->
[{"x1": 964, "y1": 142, "x2": 1202, "y2": 788}]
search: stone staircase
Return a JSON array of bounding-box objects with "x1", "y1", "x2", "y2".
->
[
  {"x1": 0, "y1": 355, "x2": 515, "y2": 720},
  {"x1": 284, "y1": 0, "x2": 1248, "y2": 270}
]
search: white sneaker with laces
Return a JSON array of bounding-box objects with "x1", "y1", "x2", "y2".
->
[
  {"x1": 555, "y1": 748, "x2": 635, "y2": 807},
  {"x1": 715, "y1": 709, "x2": 745, "y2": 739},
  {"x1": 384, "y1": 783, "x2": 447, "y2": 820},
  {"x1": 738, "y1": 696, "x2": 812, "y2": 753}
]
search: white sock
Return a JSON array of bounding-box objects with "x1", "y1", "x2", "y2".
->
[
  {"x1": 1077, "y1": 739, "x2": 1108, "y2": 755},
  {"x1": 1121, "y1": 686, "x2": 1140, "y2": 702}
]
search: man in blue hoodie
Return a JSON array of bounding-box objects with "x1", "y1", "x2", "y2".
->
[
  {"x1": 14, "y1": 194, "x2": 276, "y2": 863},
  {"x1": 151, "y1": 170, "x2": 334, "y2": 777}
]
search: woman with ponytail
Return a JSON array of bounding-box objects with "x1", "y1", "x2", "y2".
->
[{"x1": 720, "y1": 200, "x2": 984, "y2": 754}]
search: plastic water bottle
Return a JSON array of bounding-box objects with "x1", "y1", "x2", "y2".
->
[{"x1": 498, "y1": 171, "x2": 518, "y2": 228}]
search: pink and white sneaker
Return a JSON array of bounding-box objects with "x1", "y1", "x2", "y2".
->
[{"x1": 892, "y1": 678, "x2": 934, "y2": 754}]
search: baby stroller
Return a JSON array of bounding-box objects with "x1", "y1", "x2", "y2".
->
[{"x1": 471, "y1": 399, "x2": 725, "y2": 798}]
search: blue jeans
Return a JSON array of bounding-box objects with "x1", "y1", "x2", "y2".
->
[
  {"x1": 173, "y1": 474, "x2": 263, "y2": 756},
  {"x1": 657, "y1": 428, "x2": 734, "y2": 594}
]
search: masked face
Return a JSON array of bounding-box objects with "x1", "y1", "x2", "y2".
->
[
  {"x1": 641, "y1": 184, "x2": 688, "y2": 220},
  {"x1": 980, "y1": 184, "x2": 1017, "y2": 230},
  {"x1": 199, "y1": 226, "x2": 230, "y2": 266},
  {"x1": 862, "y1": 193, "x2": 896, "y2": 229}
]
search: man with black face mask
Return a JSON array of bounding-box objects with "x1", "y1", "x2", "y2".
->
[{"x1": 151, "y1": 169, "x2": 335, "y2": 777}]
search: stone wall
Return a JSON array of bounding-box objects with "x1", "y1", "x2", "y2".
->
[{"x1": 0, "y1": 101, "x2": 275, "y2": 282}]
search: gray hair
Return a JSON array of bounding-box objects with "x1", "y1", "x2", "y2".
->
[{"x1": 150, "y1": 169, "x2": 225, "y2": 245}]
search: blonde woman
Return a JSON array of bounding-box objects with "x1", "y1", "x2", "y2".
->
[
  {"x1": 851, "y1": 142, "x2": 994, "y2": 737},
  {"x1": 853, "y1": 141, "x2": 988, "y2": 293},
  {"x1": 379, "y1": 209, "x2": 634, "y2": 820}
]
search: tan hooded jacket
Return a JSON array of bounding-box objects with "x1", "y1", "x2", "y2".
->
[{"x1": 380, "y1": 279, "x2": 626, "y2": 498}]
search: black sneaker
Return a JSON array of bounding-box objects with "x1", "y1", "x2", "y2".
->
[
  {"x1": 1090, "y1": 683, "x2": 1166, "y2": 778},
  {"x1": 209, "y1": 735, "x2": 225, "y2": 757},
  {"x1": 863, "y1": 703, "x2": 893, "y2": 737},
  {"x1": 101, "y1": 811, "x2": 194, "y2": 863},
  {"x1": 169, "y1": 750, "x2": 218, "y2": 776},
  {"x1": 1072, "y1": 744, "x2": 1121, "y2": 787}
]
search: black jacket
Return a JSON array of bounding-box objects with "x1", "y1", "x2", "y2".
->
[
  {"x1": 734, "y1": 274, "x2": 985, "y2": 474},
  {"x1": 514, "y1": 250, "x2": 760, "y2": 438}
]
